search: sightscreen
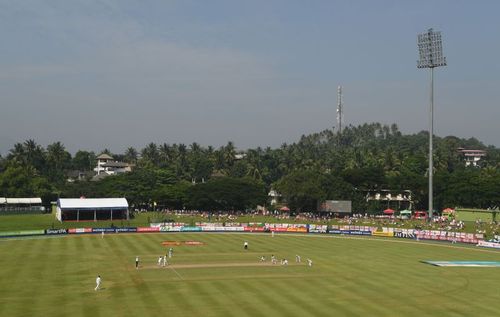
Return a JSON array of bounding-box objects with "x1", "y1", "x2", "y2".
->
[{"x1": 318, "y1": 200, "x2": 352, "y2": 213}]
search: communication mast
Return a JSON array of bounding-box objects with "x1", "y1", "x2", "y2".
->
[{"x1": 337, "y1": 85, "x2": 343, "y2": 134}]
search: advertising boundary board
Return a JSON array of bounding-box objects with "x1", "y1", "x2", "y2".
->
[
  {"x1": 372, "y1": 231, "x2": 394, "y2": 237},
  {"x1": 0, "y1": 229, "x2": 45, "y2": 237},
  {"x1": 137, "y1": 227, "x2": 159, "y2": 232},
  {"x1": 92, "y1": 228, "x2": 117, "y2": 233},
  {"x1": 115, "y1": 228, "x2": 137, "y2": 233},
  {"x1": 477, "y1": 241, "x2": 500, "y2": 249},
  {"x1": 328, "y1": 229, "x2": 372, "y2": 236},
  {"x1": 45, "y1": 228, "x2": 68, "y2": 235},
  {"x1": 394, "y1": 232, "x2": 416, "y2": 239},
  {"x1": 0, "y1": 223, "x2": 489, "y2": 248},
  {"x1": 68, "y1": 228, "x2": 93, "y2": 234}
]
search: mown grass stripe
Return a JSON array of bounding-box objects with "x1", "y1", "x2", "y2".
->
[
  {"x1": 194, "y1": 281, "x2": 235, "y2": 317},
  {"x1": 211, "y1": 280, "x2": 256, "y2": 317},
  {"x1": 270, "y1": 279, "x2": 328, "y2": 316},
  {"x1": 134, "y1": 233, "x2": 161, "y2": 255},
  {"x1": 238, "y1": 279, "x2": 297, "y2": 316}
]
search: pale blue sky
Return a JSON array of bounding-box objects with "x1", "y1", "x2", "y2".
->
[{"x1": 1, "y1": 0, "x2": 499, "y2": 154}]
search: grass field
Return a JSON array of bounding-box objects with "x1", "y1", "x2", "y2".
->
[{"x1": 0, "y1": 232, "x2": 499, "y2": 316}]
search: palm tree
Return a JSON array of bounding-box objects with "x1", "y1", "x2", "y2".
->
[
  {"x1": 124, "y1": 147, "x2": 139, "y2": 164},
  {"x1": 141, "y1": 143, "x2": 159, "y2": 166},
  {"x1": 8, "y1": 143, "x2": 27, "y2": 165},
  {"x1": 47, "y1": 142, "x2": 70, "y2": 170},
  {"x1": 46, "y1": 142, "x2": 71, "y2": 182},
  {"x1": 23, "y1": 139, "x2": 46, "y2": 171},
  {"x1": 223, "y1": 141, "x2": 236, "y2": 168}
]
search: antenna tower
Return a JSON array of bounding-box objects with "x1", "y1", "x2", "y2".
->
[{"x1": 337, "y1": 85, "x2": 343, "y2": 134}]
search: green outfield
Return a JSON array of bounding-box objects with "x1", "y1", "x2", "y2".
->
[{"x1": 0, "y1": 232, "x2": 499, "y2": 317}]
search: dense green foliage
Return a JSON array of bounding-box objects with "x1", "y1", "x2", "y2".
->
[{"x1": 0, "y1": 123, "x2": 499, "y2": 211}]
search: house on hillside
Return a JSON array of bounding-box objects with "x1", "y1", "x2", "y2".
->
[
  {"x1": 268, "y1": 189, "x2": 282, "y2": 206},
  {"x1": 93, "y1": 153, "x2": 134, "y2": 179},
  {"x1": 457, "y1": 148, "x2": 486, "y2": 167}
]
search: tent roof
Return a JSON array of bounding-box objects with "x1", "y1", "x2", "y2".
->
[
  {"x1": 58, "y1": 198, "x2": 128, "y2": 209},
  {"x1": 399, "y1": 210, "x2": 412, "y2": 214},
  {"x1": 2, "y1": 198, "x2": 42, "y2": 204},
  {"x1": 383, "y1": 208, "x2": 395, "y2": 214},
  {"x1": 279, "y1": 206, "x2": 290, "y2": 211}
]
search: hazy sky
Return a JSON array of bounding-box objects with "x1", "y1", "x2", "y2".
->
[{"x1": 1, "y1": 0, "x2": 499, "y2": 154}]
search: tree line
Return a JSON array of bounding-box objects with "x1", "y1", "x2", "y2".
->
[{"x1": 0, "y1": 122, "x2": 499, "y2": 212}]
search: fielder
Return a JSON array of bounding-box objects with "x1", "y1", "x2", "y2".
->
[
  {"x1": 296, "y1": 255, "x2": 301, "y2": 263},
  {"x1": 162, "y1": 255, "x2": 167, "y2": 267},
  {"x1": 307, "y1": 259, "x2": 313, "y2": 267},
  {"x1": 158, "y1": 256, "x2": 163, "y2": 266},
  {"x1": 135, "y1": 256, "x2": 140, "y2": 269},
  {"x1": 271, "y1": 255, "x2": 277, "y2": 264},
  {"x1": 95, "y1": 275, "x2": 101, "y2": 291},
  {"x1": 244, "y1": 241, "x2": 248, "y2": 250}
]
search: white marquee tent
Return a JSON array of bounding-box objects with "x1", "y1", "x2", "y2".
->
[{"x1": 57, "y1": 198, "x2": 129, "y2": 222}]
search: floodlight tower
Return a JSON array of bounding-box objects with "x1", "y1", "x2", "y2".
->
[
  {"x1": 337, "y1": 85, "x2": 343, "y2": 134},
  {"x1": 417, "y1": 28, "x2": 446, "y2": 220}
]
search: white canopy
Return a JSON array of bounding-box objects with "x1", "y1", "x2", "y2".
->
[
  {"x1": 3, "y1": 198, "x2": 42, "y2": 204},
  {"x1": 58, "y1": 198, "x2": 128, "y2": 209}
]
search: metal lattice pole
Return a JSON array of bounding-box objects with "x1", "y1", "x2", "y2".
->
[{"x1": 417, "y1": 28, "x2": 446, "y2": 220}]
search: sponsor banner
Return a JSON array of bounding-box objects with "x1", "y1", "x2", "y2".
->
[
  {"x1": 244, "y1": 227, "x2": 266, "y2": 232},
  {"x1": 115, "y1": 227, "x2": 137, "y2": 233},
  {"x1": 416, "y1": 233, "x2": 479, "y2": 244},
  {"x1": 372, "y1": 231, "x2": 394, "y2": 237},
  {"x1": 92, "y1": 228, "x2": 116, "y2": 233},
  {"x1": 328, "y1": 229, "x2": 371, "y2": 236},
  {"x1": 45, "y1": 228, "x2": 68, "y2": 235},
  {"x1": 286, "y1": 227, "x2": 308, "y2": 233},
  {"x1": 180, "y1": 226, "x2": 202, "y2": 232},
  {"x1": 159, "y1": 226, "x2": 182, "y2": 232},
  {"x1": 225, "y1": 222, "x2": 242, "y2": 227},
  {"x1": 226, "y1": 226, "x2": 244, "y2": 232},
  {"x1": 349, "y1": 230, "x2": 372, "y2": 236},
  {"x1": 267, "y1": 223, "x2": 305, "y2": 228},
  {"x1": 200, "y1": 226, "x2": 245, "y2": 232},
  {"x1": 270, "y1": 227, "x2": 288, "y2": 232},
  {"x1": 68, "y1": 228, "x2": 93, "y2": 234},
  {"x1": 308, "y1": 224, "x2": 327, "y2": 234},
  {"x1": 477, "y1": 241, "x2": 500, "y2": 249},
  {"x1": 196, "y1": 222, "x2": 224, "y2": 227},
  {"x1": 201, "y1": 226, "x2": 218, "y2": 231},
  {"x1": 0, "y1": 230, "x2": 45, "y2": 237},
  {"x1": 137, "y1": 227, "x2": 159, "y2": 232},
  {"x1": 394, "y1": 232, "x2": 415, "y2": 239},
  {"x1": 328, "y1": 229, "x2": 342, "y2": 234},
  {"x1": 150, "y1": 223, "x2": 185, "y2": 228}
]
